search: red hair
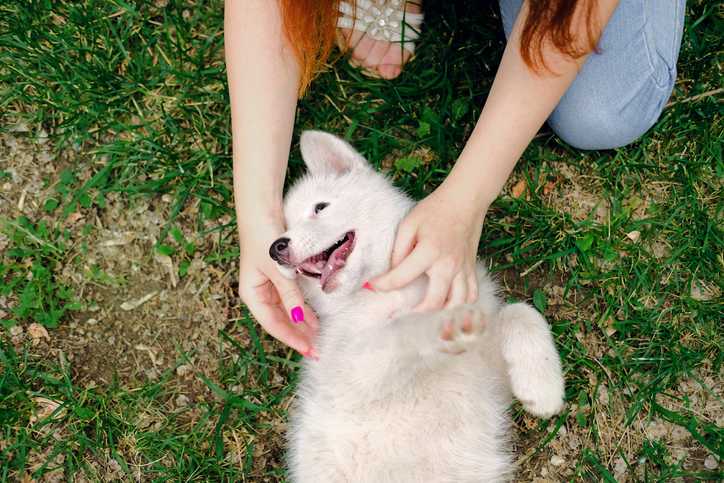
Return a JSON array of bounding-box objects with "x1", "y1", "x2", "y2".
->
[
  {"x1": 278, "y1": 0, "x2": 340, "y2": 95},
  {"x1": 520, "y1": 0, "x2": 601, "y2": 73},
  {"x1": 279, "y1": 0, "x2": 601, "y2": 95}
]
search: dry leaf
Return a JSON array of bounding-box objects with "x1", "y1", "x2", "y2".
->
[
  {"x1": 120, "y1": 291, "x2": 158, "y2": 311},
  {"x1": 98, "y1": 232, "x2": 138, "y2": 247},
  {"x1": 18, "y1": 189, "x2": 27, "y2": 211},
  {"x1": 704, "y1": 454, "x2": 721, "y2": 470},
  {"x1": 98, "y1": 239, "x2": 122, "y2": 247},
  {"x1": 604, "y1": 316, "x2": 617, "y2": 337},
  {"x1": 522, "y1": 416, "x2": 537, "y2": 430},
  {"x1": 158, "y1": 254, "x2": 176, "y2": 288},
  {"x1": 689, "y1": 280, "x2": 717, "y2": 301},
  {"x1": 28, "y1": 323, "x2": 51, "y2": 341},
  {"x1": 543, "y1": 176, "x2": 563, "y2": 195},
  {"x1": 29, "y1": 397, "x2": 65, "y2": 426},
  {"x1": 69, "y1": 212, "x2": 84, "y2": 223},
  {"x1": 511, "y1": 179, "x2": 528, "y2": 199},
  {"x1": 626, "y1": 230, "x2": 641, "y2": 242},
  {"x1": 135, "y1": 344, "x2": 157, "y2": 366}
]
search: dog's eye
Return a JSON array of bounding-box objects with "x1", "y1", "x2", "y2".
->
[{"x1": 313, "y1": 203, "x2": 329, "y2": 215}]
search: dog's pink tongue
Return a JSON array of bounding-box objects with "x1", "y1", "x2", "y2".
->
[{"x1": 320, "y1": 238, "x2": 353, "y2": 289}]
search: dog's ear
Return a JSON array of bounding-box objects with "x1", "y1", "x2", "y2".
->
[{"x1": 300, "y1": 131, "x2": 371, "y2": 175}]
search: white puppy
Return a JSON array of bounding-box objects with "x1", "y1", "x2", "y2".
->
[{"x1": 269, "y1": 131, "x2": 566, "y2": 483}]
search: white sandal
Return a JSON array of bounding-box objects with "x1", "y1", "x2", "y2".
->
[{"x1": 337, "y1": 0, "x2": 424, "y2": 57}]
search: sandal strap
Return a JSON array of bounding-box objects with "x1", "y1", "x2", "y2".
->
[{"x1": 338, "y1": 0, "x2": 424, "y2": 55}]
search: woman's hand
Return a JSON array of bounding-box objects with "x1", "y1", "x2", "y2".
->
[
  {"x1": 226, "y1": 0, "x2": 312, "y2": 354},
  {"x1": 237, "y1": 215, "x2": 319, "y2": 357},
  {"x1": 366, "y1": 0, "x2": 618, "y2": 308},
  {"x1": 368, "y1": 183, "x2": 488, "y2": 311}
]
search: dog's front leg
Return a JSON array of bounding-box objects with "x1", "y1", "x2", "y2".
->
[{"x1": 331, "y1": 304, "x2": 486, "y2": 404}]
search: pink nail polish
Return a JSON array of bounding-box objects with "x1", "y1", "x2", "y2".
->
[
  {"x1": 363, "y1": 282, "x2": 373, "y2": 291},
  {"x1": 291, "y1": 306, "x2": 304, "y2": 323},
  {"x1": 301, "y1": 349, "x2": 319, "y2": 361}
]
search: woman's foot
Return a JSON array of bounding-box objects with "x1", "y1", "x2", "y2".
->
[{"x1": 337, "y1": 0, "x2": 423, "y2": 79}]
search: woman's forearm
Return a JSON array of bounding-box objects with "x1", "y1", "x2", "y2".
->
[
  {"x1": 225, "y1": 1, "x2": 320, "y2": 354},
  {"x1": 225, "y1": 0, "x2": 300, "y2": 228},
  {"x1": 444, "y1": 0, "x2": 620, "y2": 210}
]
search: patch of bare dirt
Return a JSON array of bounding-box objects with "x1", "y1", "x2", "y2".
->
[{"x1": 0, "y1": 123, "x2": 296, "y2": 479}]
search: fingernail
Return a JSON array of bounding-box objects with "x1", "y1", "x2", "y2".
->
[
  {"x1": 291, "y1": 306, "x2": 304, "y2": 323},
  {"x1": 363, "y1": 282, "x2": 373, "y2": 291},
  {"x1": 300, "y1": 349, "x2": 319, "y2": 361}
]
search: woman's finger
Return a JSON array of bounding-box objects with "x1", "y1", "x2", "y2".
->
[
  {"x1": 441, "y1": 272, "x2": 470, "y2": 310},
  {"x1": 270, "y1": 269, "x2": 319, "y2": 332},
  {"x1": 466, "y1": 271, "x2": 480, "y2": 304},
  {"x1": 266, "y1": 269, "x2": 320, "y2": 350},
  {"x1": 388, "y1": 219, "x2": 418, "y2": 269},
  {"x1": 243, "y1": 293, "x2": 312, "y2": 354},
  {"x1": 412, "y1": 260, "x2": 456, "y2": 311},
  {"x1": 368, "y1": 244, "x2": 435, "y2": 292}
]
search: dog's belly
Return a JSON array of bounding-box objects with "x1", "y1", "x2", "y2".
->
[
  {"x1": 289, "y1": 362, "x2": 514, "y2": 483},
  {"x1": 287, "y1": 268, "x2": 516, "y2": 482}
]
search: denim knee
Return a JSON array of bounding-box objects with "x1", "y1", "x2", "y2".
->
[
  {"x1": 498, "y1": 0, "x2": 686, "y2": 150},
  {"x1": 545, "y1": 0, "x2": 685, "y2": 150},
  {"x1": 547, "y1": 73, "x2": 675, "y2": 151}
]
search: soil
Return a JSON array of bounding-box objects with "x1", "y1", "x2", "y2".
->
[{"x1": 1, "y1": 125, "x2": 721, "y2": 482}]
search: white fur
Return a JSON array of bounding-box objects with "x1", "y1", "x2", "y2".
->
[{"x1": 275, "y1": 131, "x2": 566, "y2": 482}]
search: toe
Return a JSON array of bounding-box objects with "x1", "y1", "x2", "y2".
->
[
  {"x1": 360, "y1": 36, "x2": 392, "y2": 73},
  {"x1": 377, "y1": 64, "x2": 402, "y2": 79},
  {"x1": 337, "y1": 0, "x2": 422, "y2": 78},
  {"x1": 378, "y1": 44, "x2": 411, "y2": 78},
  {"x1": 346, "y1": 30, "x2": 372, "y2": 61}
]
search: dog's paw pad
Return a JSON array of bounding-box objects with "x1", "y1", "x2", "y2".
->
[
  {"x1": 521, "y1": 397, "x2": 565, "y2": 420},
  {"x1": 439, "y1": 305, "x2": 485, "y2": 354},
  {"x1": 512, "y1": 372, "x2": 565, "y2": 419}
]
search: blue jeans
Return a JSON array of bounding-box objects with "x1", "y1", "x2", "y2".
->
[{"x1": 499, "y1": 0, "x2": 686, "y2": 150}]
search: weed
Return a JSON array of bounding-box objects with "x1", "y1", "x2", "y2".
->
[{"x1": 0, "y1": 217, "x2": 81, "y2": 328}]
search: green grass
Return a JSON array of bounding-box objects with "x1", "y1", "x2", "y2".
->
[
  {"x1": 0, "y1": 216, "x2": 82, "y2": 328},
  {"x1": 0, "y1": 0, "x2": 234, "y2": 246},
  {"x1": 1, "y1": 0, "x2": 723, "y2": 481},
  {"x1": 0, "y1": 329, "x2": 293, "y2": 482}
]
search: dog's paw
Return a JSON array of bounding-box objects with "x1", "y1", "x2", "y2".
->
[
  {"x1": 515, "y1": 380, "x2": 565, "y2": 419},
  {"x1": 438, "y1": 305, "x2": 486, "y2": 354},
  {"x1": 509, "y1": 354, "x2": 565, "y2": 419},
  {"x1": 498, "y1": 303, "x2": 566, "y2": 419}
]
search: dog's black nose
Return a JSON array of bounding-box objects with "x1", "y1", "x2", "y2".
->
[{"x1": 269, "y1": 237, "x2": 290, "y2": 262}]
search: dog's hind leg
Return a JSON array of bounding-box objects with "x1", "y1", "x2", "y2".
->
[
  {"x1": 331, "y1": 304, "x2": 487, "y2": 404},
  {"x1": 498, "y1": 303, "x2": 565, "y2": 419}
]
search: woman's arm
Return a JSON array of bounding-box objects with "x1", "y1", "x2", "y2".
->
[
  {"x1": 226, "y1": 0, "x2": 318, "y2": 354},
  {"x1": 369, "y1": 0, "x2": 620, "y2": 310}
]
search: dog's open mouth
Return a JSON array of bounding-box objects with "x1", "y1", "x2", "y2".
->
[{"x1": 296, "y1": 231, "x2": 355, "y2": 291}]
